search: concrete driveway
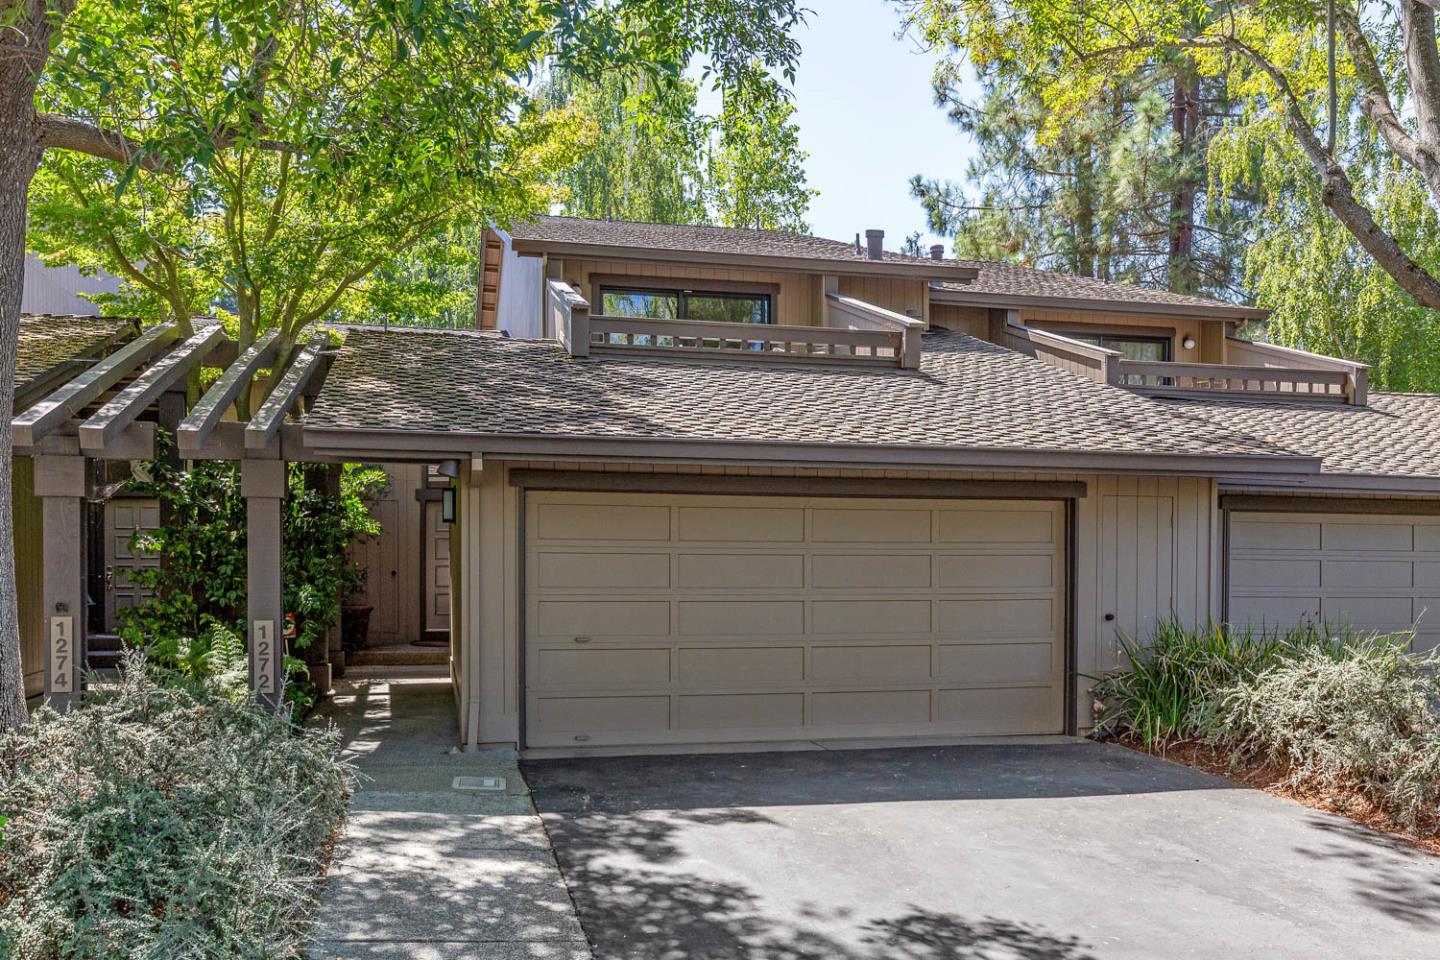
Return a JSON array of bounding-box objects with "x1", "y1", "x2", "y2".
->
[{"x1": 524, "y1": 741, "x2": 1440, "y2": 960}]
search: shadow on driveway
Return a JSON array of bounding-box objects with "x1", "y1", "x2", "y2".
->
[{"x1": 524, "y1": 741, "x2": 1439, "y2": 959}]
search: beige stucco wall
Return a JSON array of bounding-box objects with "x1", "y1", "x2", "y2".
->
[{"x1": 449, "y1": 460, "x2": 1220, "y2": 748}]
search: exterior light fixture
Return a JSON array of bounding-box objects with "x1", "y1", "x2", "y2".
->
[
  {"x1": 441, "y1": 487, "x2": 457, "y2": 523},
  {"x1": 435, "y1": 459, "x2": 462, "y2": 478},
  {"x1": 1182, "y1": 335, "x2": 1197, "y2": 350}
]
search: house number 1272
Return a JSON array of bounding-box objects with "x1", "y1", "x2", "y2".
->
[{"x1": 253, "y1": 619, "x2": 276, "y2": 694}]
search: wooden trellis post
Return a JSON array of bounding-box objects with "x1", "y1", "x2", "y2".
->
[
  {"x1": 34, "y1": 455, "x2": 87, "y2": 709},
  {"x1": 242, "y1": 458, "x2": 287, "y2": 707}
]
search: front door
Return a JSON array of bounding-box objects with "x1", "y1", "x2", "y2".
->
[{"x1": 104, "y1": 498, "x2": 161, "y2": 631}]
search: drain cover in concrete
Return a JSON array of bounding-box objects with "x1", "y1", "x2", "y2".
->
[{"x1": 452, "y1": 775, "x2": 507, "y2": 792}]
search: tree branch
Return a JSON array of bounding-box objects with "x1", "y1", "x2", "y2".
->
[
  {"x1": 1204, "y1": 34, "x2": 1440, "y2": 309},
  {"x1": 37, "y1": 113, "x2": 299, "y2": 168}
]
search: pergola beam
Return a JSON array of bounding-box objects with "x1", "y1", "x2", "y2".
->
[
  {"x1": 13, "y1": 323, "x2": 179, "y2": 447},
  {"x1": 177, "y1": 330, "x2": 281, "y2": 454},
  {"x1": 246, "y1": 338, "x2": 326, "y2": 452},
  {"x1": 78, "y1": 325, "x2": 226, "y2": 453}
]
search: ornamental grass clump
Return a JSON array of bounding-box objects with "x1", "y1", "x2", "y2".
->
[
  {"x1": 1211, "y1": 637, "x2": 1440, "y2": 834},
  {"x1": 1089, "y1": 618, "x2": 1316, "y2": 750},
  {"x1": 0, "y1": 651, "x2": 355, "y2": 960}
]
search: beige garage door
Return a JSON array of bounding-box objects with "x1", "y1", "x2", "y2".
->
[
  {"x1": 524, "y1": 491, "x2": 1067, "y2": 749},
  {"x1": 1229, "y1": 511, "x2": 1440, "y2": 651}
]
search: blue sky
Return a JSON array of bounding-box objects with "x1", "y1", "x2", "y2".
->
[{"x1": 790, "y1": 0, "x2": 978, "y2": 251}]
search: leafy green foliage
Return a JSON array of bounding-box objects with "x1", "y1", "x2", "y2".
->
[
  {"x1": 1089, "y1": 618, "x2": 1329, "y2": 750},
  {"x1": 0, "y1": 651, "x2": 356, "y2": 958},
  {"x1": 28, "y1": 0, "x2": 807, "y2": 344},
  {"x1": 544, "y1": 61, "x2": 814, "y2": 231},
  {"x1": 1213, "y1": 639, "x2": 1440, "y2": 832},
  {"x1": 120, "y1": 450, "x2": 384, "y2": 702}
]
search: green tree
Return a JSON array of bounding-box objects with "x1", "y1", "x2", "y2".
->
[
  {"x1": 545, "y1": 61, "x2": 815, "y2": 231},
  {"x1": 0, "y1": 0, "x2": 805, "y2": 728},
  {"x1": 902, "y1": 7, "x2": 1253, "y2": 297},
  {"x1": 545, "y1": 68, "x2": 710, "y2": 224},
  {"x1": 893, "y1": 0, "x2": 1440, "y2": 312}
]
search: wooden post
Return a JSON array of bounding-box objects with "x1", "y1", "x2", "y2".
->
[
  {"x1": 242, "y1": 459, "x2": 287, "y2": 707},
  {"x1": 34, "y1": 455, "x2": 87, "y2": 709}
]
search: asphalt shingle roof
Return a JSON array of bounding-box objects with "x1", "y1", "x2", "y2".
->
[
  {"x1": 17, "y1": 314, "x2": 131, "y2": 390},
  {"x1": 507, "y1": 216, "x2": 966, "y2": 271},
  {"x1": 307, "y1": 327, "x2": 1300, "y2": 465},
  {"x1": 937, "y1": 263, "x2": 1265, "y2": 317},
  {"x1": 1163, "y1": 393, "x2": 1440, "y2": 479}
]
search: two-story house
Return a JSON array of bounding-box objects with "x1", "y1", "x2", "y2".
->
[
  {"x1": 294, "y1": 216, "x2": 1440, "y2": 753},
  {"x1": 20, "y1": 216, "x2": 1440, "y2": 756}
]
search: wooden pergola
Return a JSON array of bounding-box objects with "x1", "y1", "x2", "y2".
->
[{"x1": 12, "y1": 321, "x2": 338, "y2": 708}]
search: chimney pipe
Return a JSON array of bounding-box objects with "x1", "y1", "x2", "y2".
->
[
  {"x1": 930, "y1": 244, "x2": 945, "y2": 261},
  {"x1": 865, "y1": 229, "x2": 884, "y2": 261}
]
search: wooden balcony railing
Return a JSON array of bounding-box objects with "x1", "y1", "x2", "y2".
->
[
  {"x1": 1004, "y1": 320, "x2": 1369, "y2": 405},
  {"x1": 549, "y1": 278, "x2": 923, "y2": 369}
]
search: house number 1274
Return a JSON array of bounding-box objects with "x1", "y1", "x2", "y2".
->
[{"x1": 49, "y1": 615, "x2": 74, "y2": 694}]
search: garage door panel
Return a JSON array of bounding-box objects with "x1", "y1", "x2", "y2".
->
[
  {"x1": 535, "y1": 552, "x2": 671, "y2": 590},
  {"x1": 677, "y1": 693, "x2": 804, "y2": 729},
  {"x1": 939, "y1": 642, "x2": 1054, "y2": 685},
  {"x1": 1413, "y1": 563, "x2": 1440, "y2": 587},
  {"x1": 1324, "y1": 560, "x2": 1412, "y2": 588},
  {"x1": 1324, "y1": 596, "x2": 1415, "y2": 627},
  {"x1": 936, "y1": 687, "x2": 1057, "y2": 733},
  {"x1": 938, "y1": 509, "x2": 1054, "y2": 544},
  {"x1": 811, "y1": 690, "x2": 931, "y2": 726},
  {"x1": 678, "y1": 646, "x2": 806, "y2": 684},
  {"x1": 1231, "y1": 520, "x2": 1320, "y2": 551},
  {"x1": 535, "y1": 600, "x2": 671, "y2": 638},
  {"x1": 1229, "y1": 594, "x2": 1321, "y2": 626},
  {"x1": 937, "y1": 554, "x2": 1053, "y2": 589},
  {"x1": 1323, "y1": 522, "x2": 1413, "y2": 552},
  {"x1": 677, "y1": 600, "x2": 804, "y2": 636},
  {"x1": 534, "y1": 648, "x2": 671, "y2": 686},
  {"x1": 1230, "y1": 559, "x2": 1321, "y2": 588},
  {"x1": 811, "y1": 599, "x2": 932, "y2": 635},
  {"x1": 811, "y1": 508, "x2": 931, "y2": 543},
  {"x1": 936, "y1": 598, "x2": 1054, "y2": 637},
  {"x1": 811, "y1": 554, "x2": 932, "y2": 589},
  {"x1": 678, "y1": 506, "x2": 804, "y2": 542},
  {"x1": 526, "y1": 491, "x2": 1066, "y2": 748},
  {"x1": 811, "y1": 644, "x2": 931, "y2": 683},
  {"x1": 532, "y1": 695, "x2": 671, "y2": 734},
  {"x1": 538, "y1": 503, "x2": 670, "y2": 541},
  {"x1": 1414, "y1": 526, "x2": 1440, "y2": 551},
  {"x1": 677, "y1": 553, "x2": 805, "y2": 589}
]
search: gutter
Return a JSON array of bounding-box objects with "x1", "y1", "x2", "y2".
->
[
  {"x1": 929, "y1": 285, "x2": 1269, "y2": 322},
  {"x1": 301, "y1": 425, "x2": 1324, "y2": 479},
  {"x1": 509, "y1": 238, "x2": 978, "y2": 282}
]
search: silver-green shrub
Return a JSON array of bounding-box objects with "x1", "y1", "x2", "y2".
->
[
  {"x1": 1211, "y1": 637, "x2": 1440, "y2": 832},
  {"x1": 0, "y1": 652, "x2": 356, "y2": 959}
]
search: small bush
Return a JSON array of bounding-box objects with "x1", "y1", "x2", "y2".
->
[
  {"x1": 0, "y1": 652, "x2": 356, "y2": 959},
  {"x1": 1089, "y1": 618, "x2": 1336, "y2": 750},
  {"x1": 1212, "y1": 637, "x2": 1440, "y2": 832}
]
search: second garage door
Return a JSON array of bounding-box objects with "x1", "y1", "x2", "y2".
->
[
  {"x1": 524, "y1": 491, "x2": 1067, "y2": 749},
  {"x1": 1228, "y1": 510, "x2": 1440, "y2": 652}
]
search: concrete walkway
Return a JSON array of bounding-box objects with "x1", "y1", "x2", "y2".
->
[{"x1": 308, "y1": 678, "x2": 590, "y2": 960}]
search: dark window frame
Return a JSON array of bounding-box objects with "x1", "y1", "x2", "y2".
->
[
  {"x1": 593, "y1": 277, "x2": 777, "y2": 326},
  {"x1": 1061, "y1": 330, "x2": 1173, "y2": 362}
]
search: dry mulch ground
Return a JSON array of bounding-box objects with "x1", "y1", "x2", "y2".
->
[{"x1": 1115, "y1": 738, "x2": 1440, "y2": 857}]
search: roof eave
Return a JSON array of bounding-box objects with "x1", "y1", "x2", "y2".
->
[
  {"x1": 301, "y1": 424, "x2": 1321, "y2": 478},
  {"x1": 510, "y1": 238, "x2": 980, "y2": 281},
  {"x1": 929, "y1": 285, "x2": 1269, "y2": 322},
  {"x1": 1218, "y1": 472, "x2": 1440, "y2": 496}
]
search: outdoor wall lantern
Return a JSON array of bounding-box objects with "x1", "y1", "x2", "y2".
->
[
  {"x1": 1182, "y1": 335, "x2": 1197, "y2": 351},
  {"x1": 441, "y1": 486, "x2": 457, "y2": 524}
]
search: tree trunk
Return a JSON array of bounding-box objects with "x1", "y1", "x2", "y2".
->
[
  {"x1": 1168, "y1": 72, "x2": 1199, "y2": 295},
  {"x1": 0, "y1": 1, "x2": 61, "y2": 729}
]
